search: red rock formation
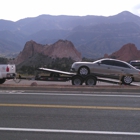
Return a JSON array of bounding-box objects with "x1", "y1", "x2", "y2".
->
[
  {"x1": 107, "y1": 43, "x2": 140, "y2": 62},
  {"x1": 15, "y1": 40, "x2": 82, "y2": 65},
  {"x1": 14, "y1": 40, "x2": 44, "y2": 65},
  {"x1": 43, "y1": 40, "x2": 81, "y2": 61}
]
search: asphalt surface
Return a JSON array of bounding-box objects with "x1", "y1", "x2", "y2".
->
[
  {"x1": 0, "y1": 91, "x2": 140, "y2": 140},
  {"x1": 1, "y1": 79, "x2": 140, "y2": 93},
  {"x1": 4, "y1": 78, "x2": 118, "y2": 86}
]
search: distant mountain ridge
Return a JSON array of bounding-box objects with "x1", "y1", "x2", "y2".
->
[
  {"x1": 1, "y1": 11, "x2": 140, "y2": 32},
  {"x1": 1, "y1": 11, "x2": 140, "y2": 58}
]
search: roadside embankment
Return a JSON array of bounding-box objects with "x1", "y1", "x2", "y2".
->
[{"x1": 1, "y1": 83, "x2": 140, "y2": 93}]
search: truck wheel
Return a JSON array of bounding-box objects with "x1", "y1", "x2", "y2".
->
[
  {"x1": 72, "y1": 75, "x2": 83, "y2": 85},
  {"x1": 78, "y1": 66, "x2": 89, "y2": 75},
  {"x1": 0, "y1": 78, "x2": 6, "y2": 84},
  {"x1": 121, "y1": 76, "x2": 133, "y2": 85},
  {"x1": 85, "y1": 76, "x2": 97, "y2": 86}
]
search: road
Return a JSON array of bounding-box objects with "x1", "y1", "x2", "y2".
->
[
  {"x1": 4, "y1": 78, "x2": 140, "y2": 87},
  {"x1": 0, "y1": 90, "x2": 140, "y2": 140},
  {"x1": 4, "y1": 78, "x2": 117, "y2": 86}
]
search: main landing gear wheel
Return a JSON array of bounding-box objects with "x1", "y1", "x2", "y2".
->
[
  {"x1": 72, "y1": 75, "x2": 83, "y2": 85},
  {"x1": 78, "y1": 66, "x2": 89, "y2": 75},
  {"x1": 85, "y1": 76, "x2": 97, "y2": 86},
  {"x1": 121, "y1": 76, "x2": 133, "y2": 85}
]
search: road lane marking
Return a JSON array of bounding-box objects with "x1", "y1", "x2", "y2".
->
[
  {"x1": 0, "y1": 127, "x2": 140, "y2": 136},
  {"x1": 0, "y1": 90, "x2": 24, "y2": 94},
  {"x1": 1, "y1": 92, "x2": 140, "y2": 98},
  {"x1": 0, "y1": 103, "x2": 140, "y2": 111}
]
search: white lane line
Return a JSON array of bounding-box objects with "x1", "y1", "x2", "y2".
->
[
  {"x1": 0, "y1": 90, "x2": 24, "y2": 94},
  {"x1": 0, "y1": 92, "x2": 140, "y2": 98},
  {"x1": 0, "y1": 128, "x2": 140, "y2": 136}
]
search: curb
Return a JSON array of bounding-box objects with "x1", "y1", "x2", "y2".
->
[{"x1": 0, "y1": 84, "x2": 140, "y2": 93}]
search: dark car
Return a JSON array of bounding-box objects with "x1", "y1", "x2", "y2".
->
[{"x1": 130, "y1": 60, "x2": 140, "y2": 69}]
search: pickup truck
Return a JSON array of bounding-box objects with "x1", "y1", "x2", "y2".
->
[{"x1": 0, "y1": 64, "x2": 16, "y2": 84}]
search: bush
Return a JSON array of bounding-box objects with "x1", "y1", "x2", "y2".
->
[
  {"x1": 0, "y1": 57, "x2": 8, "y2": 64},
  {"x1": 18, "y1": 57, "x2": 75, "y2": 74}
]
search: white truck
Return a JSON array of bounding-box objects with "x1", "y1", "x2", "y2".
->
[{"x1": 0, "y1": 64, "x2": 16, "y2": 84}]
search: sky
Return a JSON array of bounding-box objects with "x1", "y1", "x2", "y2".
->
[{"x1": 0, "y1": 0, "x2": 140, "y2": 21}]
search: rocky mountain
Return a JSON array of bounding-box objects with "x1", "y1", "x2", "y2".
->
[
  {"x1": 1, "y1": 11, "x2": 140, "y2": 58},
  {"x1": 14, "y1": 40, "x2": 82, "y2": 65},
  {"x1": 2, "y1": 11, "x2": 140, "y2": 33},
  {"x1": 105, "y1": 43, "x2": 140, "y2": 62}
]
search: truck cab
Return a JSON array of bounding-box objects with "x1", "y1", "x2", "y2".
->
[{"x1": 0, "y1": 64, "x2": 16, "y2": 84}]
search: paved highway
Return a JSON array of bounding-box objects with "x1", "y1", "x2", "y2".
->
[
  {"x1": 4, "y1": 79, "x2": 117, "y2": 86},
  {"x1": 0, "y1": 90, "x2": 140, "y2": 140},
  {"x1": 4, "y1": 78, "x2": 140, "y2": 87}
]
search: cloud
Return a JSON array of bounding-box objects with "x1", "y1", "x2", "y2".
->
[{"x1": 132, "y1": 3, "x2": 140, "y2": 16}]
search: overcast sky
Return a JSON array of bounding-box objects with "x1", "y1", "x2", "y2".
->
[{"x1": 0, "y1": 0, "x2": 140, "y2": 21}]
